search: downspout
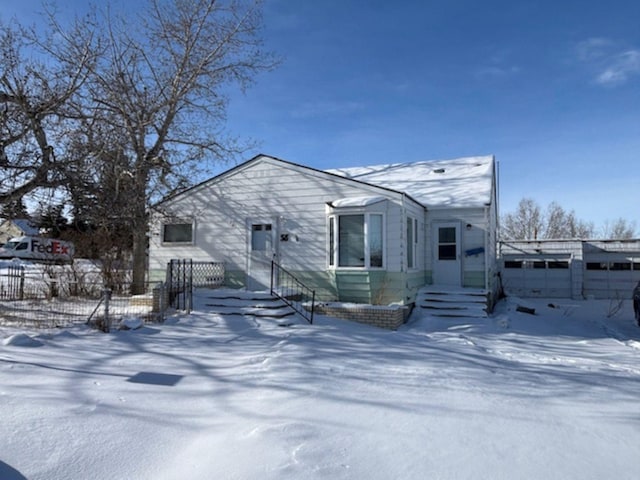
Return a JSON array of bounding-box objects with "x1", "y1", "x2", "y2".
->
[{"x1": 484, "y1": 205, "x2": 490, "y2": 292}]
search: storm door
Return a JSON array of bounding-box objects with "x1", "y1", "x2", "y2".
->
[
  {"x1": 247, "y1": 222, "x2": 278, "y2": 291},
  {"x1": 432, "y1": 222, "x2": 461, "y2": 286}
]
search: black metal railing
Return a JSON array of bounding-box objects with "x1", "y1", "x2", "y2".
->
[
  {"x1": 166, "y1": 259, "x2": 225, "y2": 311},
  {"x1": 0, "y1": 264, "x2": 25, "y2": 300},
  {"x1": 270, "y1": 261, "x2": 316, "y2": 324}
]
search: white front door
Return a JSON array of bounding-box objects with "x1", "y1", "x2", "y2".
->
[
  {"x1": 247, "y1": 221, "x2": 278, "y2": 291},
  {"x1": 433, "y1": 222, "x2": 461, "y2": 286}
]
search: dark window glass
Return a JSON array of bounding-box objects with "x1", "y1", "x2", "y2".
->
[
  {"x1": 163, "y1": 223, "x2": 193, "y2": 243},
  {"x1": 439, "y1": 227, "x2": 456, "y2": 244},
  {"x1": 439, "y1": 245, "x2": 456, "y2": 260},
  {"x1": 548, "y1": 261, "x2": 569, "y2": 269},
  {"x1": 504, "y1": 260, "x2": 523, "y2": 268},
  {"x1": 586, "y1": 262, "x2": 607, "y2": 271},
  {"x1": 610, "y1": 262, "x2": 631, "y2": 271}
]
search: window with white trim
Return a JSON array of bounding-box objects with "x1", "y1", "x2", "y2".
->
[
  {"x1": 328, "y1": 213, "x2": 384, "y2": 268},
  {"x1": 162, "y1": 221, "x2": 194, "y2": 244}
]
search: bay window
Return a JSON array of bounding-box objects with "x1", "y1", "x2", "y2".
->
[{"x1": 328, "y1": 213, "x2": 384, "y2": 268}]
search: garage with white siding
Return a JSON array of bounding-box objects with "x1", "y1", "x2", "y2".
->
[
  {"x1": 583, "y1": 241, "x2": 640, "y2": 299},
  {"x1": 499, "y1": 239, "x2": 640, "y2": 300}
]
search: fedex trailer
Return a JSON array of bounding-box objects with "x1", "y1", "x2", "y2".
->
[{"x1": 0, "y1": 236, "x2": 74, "y2": 263}]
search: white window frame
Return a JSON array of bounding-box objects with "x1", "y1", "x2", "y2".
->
[
  {"x1": 161, "y1": 219, "x2": 195, "y2": 245},
  {"x1": 327, "y1": 212, "x2": 386, "y2": 270}
]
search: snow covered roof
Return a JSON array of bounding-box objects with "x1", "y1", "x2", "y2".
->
[
  {"x1": 1, "y1": 218, "x2": 39, "y2": 235},
  {"x1": 328, "y1": 196, "x2": 387, "y2": 208},
  {"x1": 327, "y1": 156, "x2": 495, "y2": 208}
]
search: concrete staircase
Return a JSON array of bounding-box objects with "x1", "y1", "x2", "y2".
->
[
  {"x1": 202, "y1": 289, "x2": 296, "y2": 319},
  {"x1": 416, "y1": 286, "x2": 489, "y2": 318}
]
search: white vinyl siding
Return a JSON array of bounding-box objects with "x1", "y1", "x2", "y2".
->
[{"x1": 149, "y1": 157, "x2": 412, "y2": 281}]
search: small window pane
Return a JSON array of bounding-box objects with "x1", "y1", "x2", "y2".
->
[
  {"x1": 339, "y1": 215, "x2": 365, "y2": 267},
  {"x1": 329, "y1": 217, "x2": 335, "y2": 266},
  {"x1": 586, "y1": 262, "x2": 607, "y2": 271},
  {"x1": 251, "y1": 224, "x2": 271, "y2": 251},
  {"x1": 548, "y1": 261, "x2": 569, "y2": 269},
  {"x1": 439, "y1": 245, "x2": 456, "y2": 260},
  {"x1": 532, "y1": 261, "x2": 546, "y2": 269},
  {"x1": 163, "y1": 223, "x2": 193, "y2": 243},
  {"x1": 439, "y1": 227, "x2": 456, "y2": 243},
  {"x1": 407, "y1": 218, "x2": 414, "y2": 269},
  {"x1": 369, "y1": 214, "x2": 383, "y2": 267},
  {"x1": 610, "y1": 262, "x2": 631, "y2": 271},
  {"x1": 504, "y1": 260, "x2": 523, "y2": 268}
]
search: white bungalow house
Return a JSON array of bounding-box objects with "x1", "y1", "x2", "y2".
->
[{"x1": 148, "y1": 154, "x2": 500, "y2": 310}]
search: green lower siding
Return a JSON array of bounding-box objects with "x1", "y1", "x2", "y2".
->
[
  {"x1": 406, "y1": 270, "x2": 427, "y2": 303},
  {"x1": 463, "y1": 271, "x2": 486, "y2": 289},
  {"x1": 333, "y1": 271, "x2": 415, "y2": 305},
  {"x1": 149, "y1": 265, "x2": 428, "y2": 305}
]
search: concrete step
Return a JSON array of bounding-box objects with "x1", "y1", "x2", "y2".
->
[
  {"x1": 200, "y1": 288, "x2": 295, "y2": 318},
  {"x1": 417, "y1": 286, "x2": 489, "y2": 318}
]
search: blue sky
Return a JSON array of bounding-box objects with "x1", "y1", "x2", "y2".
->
[{"x1": 5, "y1": 1, "x2": 640, "y2": 230}]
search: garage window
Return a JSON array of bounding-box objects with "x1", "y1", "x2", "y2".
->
[
  {"x1": 586, "y1": 262, "x2": 607, "y2": 271},
  {"x1": 610, "y1": 262, "x2": 631, "y2": 271},
  {"x1": 504, "y1": 260, "x2": 523, "y2": 268},
  {"x1": 548, "y1": 261, "x2": 569, "y2": 269}
]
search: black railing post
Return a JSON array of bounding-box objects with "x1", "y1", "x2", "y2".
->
[
  {"x1": 269, "y1": 260, "x2": 315, "y2": 324},
  {"x1": 310, "y1": 290, "x2": 315, "y2": 324}
]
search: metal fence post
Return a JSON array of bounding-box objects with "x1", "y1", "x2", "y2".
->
[{"x1": 103, "y1": 288, "x2": 112, "y2": 333}]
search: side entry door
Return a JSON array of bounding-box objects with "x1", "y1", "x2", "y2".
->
[
  {"x1": 432, "y1": 222, "x2": 461, "y2": 286},
  {"x1": 247, "y1": 221, "x2": 277, "y2": 291}
]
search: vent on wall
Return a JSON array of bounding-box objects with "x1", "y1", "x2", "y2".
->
[{"x1": 433, "y1": 168, "x2": 445, "y2": 174}]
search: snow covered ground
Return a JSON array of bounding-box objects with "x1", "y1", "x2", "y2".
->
[{"x1": 1, "y1": 290, "x2": 639, "y2": 480}]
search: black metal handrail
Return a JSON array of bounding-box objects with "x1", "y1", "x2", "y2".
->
[{"x1": 270, "y1": 261, "x2": 315, "y2": 324}]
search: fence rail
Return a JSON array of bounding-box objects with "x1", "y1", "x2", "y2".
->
[{"x1": 270, "y1": 261, "x2": 316, "y2": 324}]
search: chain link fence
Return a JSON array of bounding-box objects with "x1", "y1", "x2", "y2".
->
[{"x1": 0, "y1": 261, "x2": 169, "y2": 330}]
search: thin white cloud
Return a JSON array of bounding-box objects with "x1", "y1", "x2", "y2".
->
[
  {"x1": 475, "y1": 48, "x2": 520, "y2": 80},
  {"x1": 575, "y1": 37, "x2": 613, "y2": 61},
  {"x1": 596, "y1": 49, "x2": 640, "y2": 86},
  {"x1": 576, "y1": 38, "x2": 640, "y2": 86},
  {"x1": 290, "y1": 99, "x2": 365, "y2": 119},
  {"x1": 476, "y1": 65, "x2": 521, "y2": 79}
]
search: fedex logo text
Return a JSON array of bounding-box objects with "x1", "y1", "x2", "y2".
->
[{"x1": 31, "y1": 240, "x2": 70, "y2": 256}]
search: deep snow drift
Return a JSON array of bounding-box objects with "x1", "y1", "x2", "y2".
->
[{"x1": 1, "y1": 291, "x2": 639, "y2": 480}]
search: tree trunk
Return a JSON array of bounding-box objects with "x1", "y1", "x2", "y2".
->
[{"x1": 131, "y1": 226, "x2": 147, "y2": 295}]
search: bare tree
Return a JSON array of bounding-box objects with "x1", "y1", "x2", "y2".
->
[
  {"x1": 602, "y1": 218, "x2": 637, "y2": 239},
  {"x1": 74, "y1": 0, "x2": 278, "y2": 293},
  {"x1": 543, "y1": 202, "x2": 594, "y2": 239},
  {"x1": 0, "y1": 15, "x2": 97, "y2": 207},
  {"x1": 501, "y1": 198, "x2": 544, "y2": 240},
  {"x1": 502, "y1": 198, "x2": 628, "y2": 241}
]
